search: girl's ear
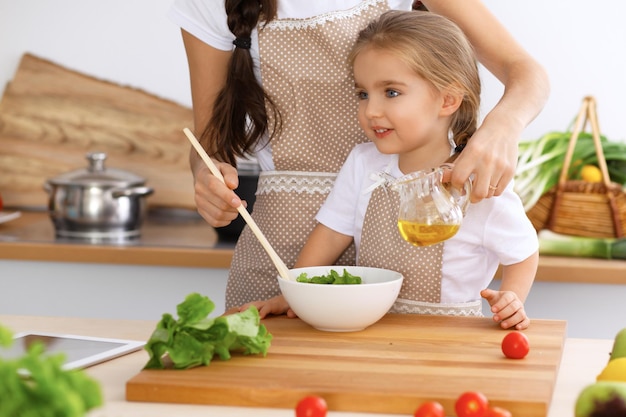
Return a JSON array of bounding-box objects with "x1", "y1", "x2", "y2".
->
[{"x1": 439, "y1": 89, "x2": 463, "y2": 117}]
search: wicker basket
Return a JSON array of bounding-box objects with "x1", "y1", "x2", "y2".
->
[{"x1": 526, "y1": 96, "x2": 626, "y2": 238}]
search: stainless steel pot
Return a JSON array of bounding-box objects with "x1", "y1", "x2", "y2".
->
[{"x1": 44, "y1": 152, "x2": 154, "y2": 241}]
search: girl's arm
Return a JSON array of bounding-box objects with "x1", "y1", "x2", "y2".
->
[
  {"x1": 294, "y1": 224, "x2": 354, "y2": 268},
  {"x1": 422, "y1": 0, "x2": 550, "y2": 202},
  {"x1": 181, "y1": 30, "x2": 243, "y2": 227},
  {"x1": 481, "y1": 250, "x2": 539, "y2": 330}
]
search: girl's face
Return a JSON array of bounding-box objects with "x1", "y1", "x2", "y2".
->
[{"x1": 353, "y1": 47, "x2": 457, "y2": 172}]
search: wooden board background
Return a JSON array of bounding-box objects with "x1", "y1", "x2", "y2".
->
[
  {"x1": 126, "y1": 314, "x2": 567, "y2": 416},
  {"x1": 0, "y1": 53, "x2": 195, "y2": 209}
]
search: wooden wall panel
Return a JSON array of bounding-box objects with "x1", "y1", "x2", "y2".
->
[{"x1": 0, "y1": 53, "x2": 195, "y2": 209}]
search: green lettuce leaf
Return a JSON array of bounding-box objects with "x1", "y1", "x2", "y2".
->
[
  {"x1": 296, "y1": 268, "x2": 362, "y2": 284},
  {"x1": 143, "y1": 293, "x2": 273, "y2": 370}
]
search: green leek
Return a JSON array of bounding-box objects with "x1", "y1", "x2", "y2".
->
[
  {"x1": 515, "y1": 131, "x2": 626, "y2": 211},
  {"x1": 538, "y1": 230, "x2": 626, "y2": 260}
]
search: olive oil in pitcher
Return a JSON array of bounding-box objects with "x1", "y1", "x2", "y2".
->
[
  {"x1": 391, "y1": 166, "x2": 471, "y2": 246},
  {"x1": 397, "y1": 221, "x2": 460, "y2": 247}
]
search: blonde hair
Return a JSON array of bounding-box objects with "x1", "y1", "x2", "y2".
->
[{"x1": 349, "y1": 10, "x2": 481, "y2": 157}]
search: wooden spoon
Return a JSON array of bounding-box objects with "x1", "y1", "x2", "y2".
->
[{"x1": 183, "y1": 128, "x2": 292, "y2": 281}]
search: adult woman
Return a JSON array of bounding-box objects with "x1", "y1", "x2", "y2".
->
[{"x1": 168, "y1": 0, "x2": 549, "y2": 311}]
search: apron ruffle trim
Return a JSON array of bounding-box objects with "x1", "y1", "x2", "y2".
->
[
  {"x1": 258, "y1": 171, "x2": 337, "y2": 195},
  {"x1": 264, "y1": 0, "x2": 387, "y2": 31},
  {"x1": 390, "y1": 298, "x2": 483, "y2": 317}
]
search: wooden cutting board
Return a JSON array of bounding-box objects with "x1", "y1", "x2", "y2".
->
[{"x1": 126, "y1": 314, "x2": 566, "y2": 416}]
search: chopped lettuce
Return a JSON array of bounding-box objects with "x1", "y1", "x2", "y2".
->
[
  {"x1": 143, "y1": 293, "x2": 272, "y2": 370},
  {"x1": 296, "y1": 268, "x2": 362, "y2": 285}
]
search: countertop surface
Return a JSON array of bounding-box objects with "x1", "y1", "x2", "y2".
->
[
  {"x1": 1, "y1": 210, "x2": 626, "y2": 284},
  {"x1": 0, "y1": 209, "x2": 235, "y2": 268},
  {"x1": 0, "y1": 314, "x2": 612, "y2": 417}
]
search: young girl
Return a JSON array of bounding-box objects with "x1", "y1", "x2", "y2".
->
[
  {"x1": 170, "y1": 0, "x2": 548, "y2": 314},
  {"x1": 243, "y1": 10, "x2": 539, "y2": 330}
]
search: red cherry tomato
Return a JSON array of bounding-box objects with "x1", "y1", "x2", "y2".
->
[
  {"x1": 485, "y1": 406, "x2": 513, "y2": 417},
  {"x1": 295, "y1": 395, "x2": 327, "y2": 417},
  {"x1": 501, "y1": 331, "x2": 530, "y2": 359},
  {"x1": 414, "y1": 401, "x2": 445, "y2": 417},
  {"x1": 455, "y1": 391, "x2": 489, "y2": 417}
]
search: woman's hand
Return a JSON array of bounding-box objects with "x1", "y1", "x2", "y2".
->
[
  {"x1": 450, "y1": 123, "x2": 519, "y2": 202},
  {"x1": 480, "y1": 288, "x2": 530, "y2": 330},
  {"x1": 234, "y1": 295, "x2": 297, "y2": 319},
  {"x1": 193, "y1": 160, "x2": 244, "y2": 227}
]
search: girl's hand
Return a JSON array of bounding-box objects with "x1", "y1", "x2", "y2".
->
[
  {"x1": 237, "y1": 295, "x2": 298, "y2": 319},
  {"x1": 480, "y1": 288, "x2": 530, "y2": 330},
  {"x1": 193, "y1": 161, "x2": 244, "y2": 227}
]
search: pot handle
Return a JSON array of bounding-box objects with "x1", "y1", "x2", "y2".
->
[{"x1": 111, "y1": 186, "x2": 154, "y2": 198}]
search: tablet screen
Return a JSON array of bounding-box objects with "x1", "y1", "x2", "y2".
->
[{"x1": 0, "y1": 332, "x2": 146, "y2": 370}]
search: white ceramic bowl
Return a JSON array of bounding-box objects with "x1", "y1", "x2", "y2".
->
[{"x1": 278, "y1": 266, "x2": 403, "y2": 332}]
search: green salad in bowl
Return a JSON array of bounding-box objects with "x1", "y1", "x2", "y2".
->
[{"x1": 279, "y1": 266, "x2": 403, "y2": 332}]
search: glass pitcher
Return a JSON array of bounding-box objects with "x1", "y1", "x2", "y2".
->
[{"x1": 390, "y1": 166, "x2": 471, "y2": 246}]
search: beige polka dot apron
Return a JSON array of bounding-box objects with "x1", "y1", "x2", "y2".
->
[
  {"x1": 359, "y1": 184, "x2": 483, "y2": 316},
  {"x1": 225, "y1": 1, "x2": 390, "y2": 309}
]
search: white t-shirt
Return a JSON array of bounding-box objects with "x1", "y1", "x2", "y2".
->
[
  {"x1": 317, "y1": 142, "x2": 538, "y2": 304},
  {"x1": 168, "y1": 0, "x2": 413, "y2": 171}
]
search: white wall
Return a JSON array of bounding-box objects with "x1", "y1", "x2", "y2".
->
[
  {"x1": 0, "y1": 1, "x2": 625, "y2": 143},
  {"x1": 0, "y1": 0, "x2": 189, "y2": 114}
]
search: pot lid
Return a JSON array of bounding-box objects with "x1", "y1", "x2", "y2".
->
[{"x1": 47, "y1": 152, "x2": 146, "y2": 187}]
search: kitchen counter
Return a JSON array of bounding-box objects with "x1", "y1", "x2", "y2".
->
[
  {"x1": 0, "y1": 314, "x2": 612, "y2": 417},
  {"x1": 0, "y1": 209, "x2": 234, "y2": 268},
  {"x1": 1, "y1": 210, "x2": 625, "y2": 283}
]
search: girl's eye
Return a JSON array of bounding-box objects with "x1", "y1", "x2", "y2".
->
[
  {"x1": 385, "y1": 89, "x2": 400, "y2": 98},
  {"x1": 356, "y1": 90, "x2": 368, "y2": 100}
]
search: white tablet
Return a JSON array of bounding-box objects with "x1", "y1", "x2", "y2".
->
[{"x1": 0, "y1": 331, "x2": 146, "y2": 370}]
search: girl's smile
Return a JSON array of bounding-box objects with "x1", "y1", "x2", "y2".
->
[{"x1": 371, "y1": 126, "x2": 393, "y2": 139}]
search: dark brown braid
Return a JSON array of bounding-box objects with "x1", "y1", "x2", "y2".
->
[{"x1": 200, "y1": 0, "x2": 280, "y2": 166}]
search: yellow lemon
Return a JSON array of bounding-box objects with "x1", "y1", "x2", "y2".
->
[
  {"x1": 581, "y1": 165, "x2": 603, "y2": 182},
  {"x1": 597, "y1": 357, "x2": 626, "y2": 382}
]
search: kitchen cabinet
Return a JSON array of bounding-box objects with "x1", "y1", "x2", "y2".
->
[
  {"x1": 2, "y1": 260, "x2": 625, "y2": 339},
  {"x1": 0, "y1": 260, "x2": 229, "y2": 319}
]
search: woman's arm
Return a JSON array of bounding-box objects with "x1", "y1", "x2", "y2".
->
[
  {"x1": 181, "y1": 30, "x2": 243, "y2": 226},
  {"x1": 422, "y1": 0, "x2": 550, "y2": 202}
]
